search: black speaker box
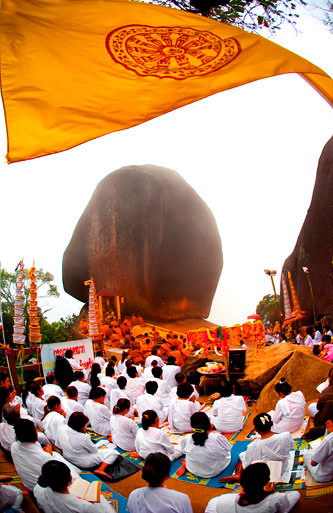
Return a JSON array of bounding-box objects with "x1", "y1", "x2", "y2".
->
[{"x1": 228, "y1": 349, "x2": 246, "y2": 373}]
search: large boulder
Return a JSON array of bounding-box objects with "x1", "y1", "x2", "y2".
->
[
  {"x1": 281, "y1": 137, "x2": 333, "y2": 324},
  {"x1": 62, "y1": 165, "x2": 222, "y2": 321}
]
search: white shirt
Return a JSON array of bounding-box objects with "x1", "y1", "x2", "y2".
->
[
  {"x1": 145, "y1": 355, "x2": 164, "y2": 368},
  {"x1": 136, "y1": 393, "x2": 167, "y2": 423},
  {"x1": 84, "y1": 400, "x2": 111, "y2": 436},
  {"x1": 109, "y1": 414, "x2": 138, "y2": 451},
  {"x1": 150, "y1": 378, "x2": 171, "y2": 406},
  {"x1": 34, "y1": 483, "x2": 116, "y2": 513},
  {"x1": 304, "y1": 335, "x2": 314, "y2": 347},
  {"x1": 135, "y1": 427, "x2": 182, "y2": 461},
  {"x1": 94, "y1": 356, "x2": 106, "y2": 368},
  {"x1": 126, "y1": 377, "x2": 145, "y2": 403},
  {"x1": 61, "y1": 397, "x2": 84, "y2": 418},
  {"x1": 31, "y1": 395, "x2": 47, "y2": 428},
  {"x1": 162, "y1": 365, "x2": 181, "y2": 388},
  {"x1": 240, "y1": 432, "x2": 293, "y2": 472},
  {"x1": 42, "y1": 383, "x2": 64, "y2": 400},
  {"x1": 304, "y1": 432, "x2": 333, "y2": 482},
  {"x1": 69, "y1": 380, "x2": 91, "y2": 406},
  {"x1": 42, "y1": 411, "x2": 66, "y2": 445},
  {"x1": 66, "y1": 357, "x2": 82, "y2": 370},
  {"x1": 127, "y1": 486, "x2": 193, "y2": 513},
  {"x1": 100, "y1": 376, "x2": 118, "y2": 393},
  {"x1": 0, "y1": 422, "x2": 48, "y2": 450},
  {"x1": 212, "y1": 395, "x2": 246, "y2": 432},
  {"x1": 314, "y1": 330, "x2": 322, "y2": 344},
  {"x1": 270, "y1": 391, "x2": 306, "y2": 433},
  {"x1": 168, "y1": 398, "x2": 200, "y2": 432},
  {"x1": 109, "y1": 389, "x2": 134, "y2": 416},
  {"x1": 205, "y1": 491, "x2": 300, "y2": 513},
  {"x1": 180, "y1": 432, "x2": 231, "y2": 478}
]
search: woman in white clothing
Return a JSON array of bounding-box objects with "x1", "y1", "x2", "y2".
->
[
  {"x1": 84, "y1": 387, "x2": 111, "y2": 436},
  {"x1": 135, "y1": 410, "x2": 183, "y2": 461},
  {"x1": 69, "y1": 371, "x2": 91, "y2": 406},
  {"x1": 212, "y1": 381, "x2": 246, "y2": 433},
  {"x1": 303, "y1": 418, "x2": 333, "y2": 482},
  {"x1": 136, "y1": 381, "x2": 168, "y2": 424},
  {"x1": 61, "y1": 386, "x2": 84, "y2": 418},
  {"x1": 100, "y1": 364, "x2": 118, "y2": 393},
  {"x1": 127, "y1": 452, "x2": 193, "y2": 513},
  {"x1": 220, "y1": 413, "x2": 293, "y2": 483},
  {"x1": 178, "y1": 412, "x2": 231, "y2": 478},
  {"x1": 269, "y1": 378, "x2": 306, "y2": 433},
  {"x1": 109, "y1": 376, "x2": 134, "y2": 416},
  {"x1": 34, "y1": 460, "x2": 116, "y2": 513},
  {"x1": 56, "y1": 412, "x2": 118, "y2": 480},
  {"x1": 30, "y1": 382, "x2": 47, "y2": 429},
  {"x1": 206, "y1": 462, "x2": 300, "y2": 513},
  {"x1": 110, "y1": 398, "x2": 138, "y2": 451},
  {"x1": 41, "y1": 395, "x2": 66, "y2": 445},
  {"x1": 168, "y1": 383, "x2": 200, "y2": 433}
]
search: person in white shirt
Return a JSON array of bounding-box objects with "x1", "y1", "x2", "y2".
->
[
  {"x1": 304, "y1": 327, "x2": 314, "y2": 347},
  {"x1": 177, "y1": 412, "x2": 231, "y2": 478},
  {"x1": 151, "y1": 366, "x2": 171, "y2": 407},
  {"x1": 136, "y1": 381, "x2": 168, "y2": 424},
  {"x1": 56, "y1": 412, "x2": 118, "y2": 480},
  {"x1": 212, "y1": 380, "x2": 246, "y2": 433},
  {"x1": 145, "y1": 349, "x2": 164, "y2": 368},
  {"x1": 162, "y1": 357, "x2": 181, "y2": 389},
  {"x1": 41, "y1": 396, "x2": 66, "y2": 445},
  {"x1": 100, "y1": 364, "x2": 118, "y2": 394},
  {"x1": 11, "y1": 419, "x2": 79, "y2": 492},
  {"x1": 116, "y1": 351, "x2": 130, "y2": 375},
  {"x1": 143, "y1": 360, "x2": 160, "y2": 382},
  {"x1": 30, "y1": 382, "x2": 47, "y2": 429},
  {"x1": 0, "y1": 372, "x2": 22, "y2": 409},
  {"x1": 109, "y1": 398, "x2": 138, "y2": 451},
  {"x1": 168, "y1": 383, "x2": 200, "y2": 433},
  {"x1": 42, "y1": 375, "x2": 64, "y2": 400},
  {"x1": 220, "y1": 413, "x2": 293, "y2": 483},
  {"x1": 109, "y1": 376, "x2": 134, "y2": 416},
  {"x1": 169, "y1": 373, "x2": 199, "y2": 402},
  {"x1": 206, "y1": 462, "x2": 300, "y2": 513},
  {"x1": 135, "y1": 410, "x2": 182, "y2": 461},
  {"x1": 65, "y1": 349, "x2": 82, "y2": 371},
  {"x1": 84, "y1": 387, "x2": 111, "y2": 436},
  {"x1": 34, "y1": 460, "x2": 116, "y2": 513},
  {"x1": 126, "y1": 366, "x2": 145, "y2": 403},
  {"x1": 127, "y1": 452, "x2": 192, "y2": 513},
  {"x1": 304, "y1": 418, "x2": 333, "y2": 482},
  {"x1": 94, "y1": 351, "x2": 106, "y2": 369},
  {"x1": 269, "y1": 378, "x2": 306, "y2": 433},
  {"x1": 314, "y1": 325, "x2": 323, "y2": 345},
  {"x1": 0, "y1": 482, "x2": 23, "y2": 513},
  {"x1": 0, "y1": 405, "x2": 48, "y2": 452},
  {"x1": 69, "y1": 371, "x2": 91, "y2": 406},
  {"x1": 61, "y1": 386, "x2": 84, "y2": 418}
]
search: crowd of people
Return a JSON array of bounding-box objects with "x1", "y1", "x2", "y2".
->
[{"x1": 0, "y1": 318, "x2": 332, "y2": 513}]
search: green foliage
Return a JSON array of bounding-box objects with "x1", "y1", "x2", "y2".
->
[
  {"x1": 39, "y1": 315, "x2": 80, "y2": 344},
  {"x1": 137, "y1": 0, "x2": 306, "y2": 32},
  {"x1": 256, "y1": 293, "x2": 281, "y2": 326}
]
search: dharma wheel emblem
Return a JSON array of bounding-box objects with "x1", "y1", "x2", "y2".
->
[{"x1": 106, "y1": 25, "x2": 241, "y2": 79}]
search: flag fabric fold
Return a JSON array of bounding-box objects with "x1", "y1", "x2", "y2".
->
[{"x1": 1, "y1": 0, "x2": 332, "y2": 163}]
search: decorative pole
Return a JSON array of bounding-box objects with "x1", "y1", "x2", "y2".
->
[
  {"x1": 28, "y1": 263, "x2": 42, "y2": 344},
  {"x1": 13, "y1": 260, "x2": 25, "y2": 345}
]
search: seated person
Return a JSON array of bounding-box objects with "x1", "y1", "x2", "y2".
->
[
  {"x1": 135, "y1": 410, "x2": 182, "y2": 461},
  {"x1": 168, "y1": 383, "x2": 200, "y2": 433},
  {"x1": 110, "y1": 399, "x2": 138, "y2": 452},
  {"x1": 303, "y1": 417, "x2": 333, "y2": 482},
  {"x1": 136, "y1": 381, "x2": 168, "y2": 424},
  {"x1": 0, "y1": 479, "x2": 23, "y2": 513},
  {"x1": 84, "y1": 387, "x2": 111, "y2": 436},
  {"x1": 69, "y1": 371, "x2": 91, "y2": 406},
  {"x1": 268, "y1": 378, "x2": 305, "y2": 433},
  {"x1": 41, "y1": 396, "x2": 66, "y2": 445},
  {"x1": 61, "y1": 386, "x2": 84, "y2": 417},
  {"x1": 162, "y1": 357, "x2": 181, "y2": 389},
  {"x1": 42, "y1": 375, "x2": 64, "y2": 400},
  {"x1": 212, "y1": 380, "x2": 246, "y2": 433}
]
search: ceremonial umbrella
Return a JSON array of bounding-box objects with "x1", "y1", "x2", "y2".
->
[{"x1": 247, "y1": 314, "x2": 261, "y2": 320}]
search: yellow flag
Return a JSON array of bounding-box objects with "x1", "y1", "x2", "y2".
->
[{"x1": 1, "y1": 0, "x2": 332, "y2": 163}]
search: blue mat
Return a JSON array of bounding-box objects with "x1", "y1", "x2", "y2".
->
[{"x1": 80, "y1": 470, "x2": 128, "y2": 512}]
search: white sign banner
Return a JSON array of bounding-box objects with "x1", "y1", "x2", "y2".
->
[{"x1": 40, "y1": 338, "x2": 94, "y2": 377}]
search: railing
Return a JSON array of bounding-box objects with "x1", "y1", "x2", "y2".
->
[{"x1": 0, "y1": 347, "x2": 43, "y2": 393}]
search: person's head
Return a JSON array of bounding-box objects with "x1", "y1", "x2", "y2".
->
[
  {"x1": 127, "y1": 366, "x2": 138, "y2": 379},
  {"x1": 175, "y1": 372, "x2": 186, "y2": 385},
  {"x1": 125, "y1": 359, "x2": 134, "y2": 369},
  {"x1": 152, "y1": 366, "x2": 162, "y2": 379},
  {"x1": 14, "y1": 418, "x2": 38, "y2": 443},
  {"x1": 46, "y1": 375, "x2": 55, "y2": 385},
  {"x1": 322, "y1": 335, "x2": 332, "y2": 344},
  {"x1": 46, "y1": 395, "x2": 61, "y2": 412},
  {"x1": 142, "y1": 453, "x2": 171, "y2": 487},
  {"x1": 0, "y1": 372, "x2": 11, "y2": 388},
  {"x1": 190, "y1": 412, "x2": 210, "y2": 446},
  {"x1": 96, "y1": 351, "x2": 103, "y2": 358},
  {"x1": 65, "y1": 349, "x2": 73, "y2": 359},
  {"x1": 144, "y1": 333, "x2": 149, "y2": 338},
  {"x1": 68, "y1": 412, "x2": 89, "y2": 432},
  {"x1": 219, "y1": 380, "x2": 233, "y2": 398},
  {"x1": 177, "y1": 382, "x2": 194, "y2": 399},
  {"x1": 145, "y1": 381, "x2": 158, "y2": 396},
  {"x1": 150, "y1": 360, "x2": 158, "y2": 368},
  {"x1": 65, "y1": 386, "x2": 78, "y2": 400},
  {"x1": 90, "y1": 363, "x2": 101, "y2": 375},
  {"x1": 105, "y1": 363, "x2": 115, "y2": 378},
  {"x1": 239, "y1": 462, "x2": 270, "y2": 505},
  {"x1": 89, "y1": 386, "x2": 106, "y2": 403},
  {"x1": 167, "y1": 356, "x2": 176, "y2": 365},
  {"x1": 121, "y1": 351, "x2": 129, "y2": 362},
  {"x1": 2, "y1": 404, "x2": 20, "y2": 425},
  {"x1": 90, "y1": 375, "x2": 101, "y2": 389},
  {"x1": 274, "y1": 378, "x2": 292, "y2": 397},
  {"x1": 74, "y1": 370, "x2": 85, "y2": 381},
  {"x1": 110, "y1": 355, "x2": 118, "y2": 364},
  {"x1": 306, "y1": 327, "x2": 313, "y2": 336},
  {"x1": 145, "y1": 338, "x2": 150, "y2": 344},
  {"x1": 141, "y1": 409, "x2": 159, "y2": 430},
  {"x1": 117, "y1": 376, "x2": 127, "y2": 390},
  {"x1": 151, "y1": 348, "x2": 158, "y2": 356},
  {"x1": 31, "y1": 382, "x2": 43, "y2": 398},
  {"x1": 0, "y1": 386, "x2": 10, "y2": 410},
  {"x1": 113, "y1": 398, "x2": 130, "y2": 415},
  {"x1": 253, "y1": 413, "x2": 273, "y2": 434},
  {"x1": 38, "y1": 460, "x2": 71, "y2": 492}
]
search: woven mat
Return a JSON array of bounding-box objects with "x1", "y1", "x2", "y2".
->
[{"x1": 305, "y1": 471, "x2": 333, "y2": 498}]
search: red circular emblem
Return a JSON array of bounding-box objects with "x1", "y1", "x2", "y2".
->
[{"x1": 105, "y1": 25, "x2": 241, "y2": 79}]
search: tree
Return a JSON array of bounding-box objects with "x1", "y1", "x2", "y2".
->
[
  {"x1": 140, "y1": 0, "x2": 305, "y2": 32},
  {"x1": 256, "y1": 293, "x2": 281, "y2": 326},
  {"x1": 39, "y1": 314, "x2": 80, "y2": 344}
]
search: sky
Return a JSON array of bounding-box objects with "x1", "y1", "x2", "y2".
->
[{"x1": 0, "y1": 2, "x2": 332, "y2": 328}]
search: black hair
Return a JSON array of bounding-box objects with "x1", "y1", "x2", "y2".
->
[
  {"x1": 38, "y1": 460, "x2": 71, "y2": 492},
  {"x1": 110, "y1": 355, "x2": 118, "y2": 363},
  {"x1": 219, "y1": 380, "x2": 233, "y2": 398},
  {"x1": 306, "y1": 327, "x2": 313, "y2": 336},
  {"x1": 0, "y1": 387, "x2": 10, "y2": 421},
  {"x1": 142, "y1": 453, "x2": 171, "y2": 487},
  {"x1": 31, "y1": 381, "x2": 43, "y2": 397},
  {"x1": 21, "y1": 379, "x2": 33, "y2": 409},
  {"x1": 145, "y1": 381, "x2": 158, "y2": 395},
  {"x1": 167, "y1": 356, "x2": 176, "y2": 365},
  {"x1": 0, "y1": 372, "x2": 9, "y2": 385},
  {"x1": 105, "y1": 363, "x2": 115, "y2": 378},
  {"x1": 89, "y1": 364, "x2": 101, "y2": 388},
  {"x1": 113, "y1": 398, "x2": 130, "y2": 414},
  {"x1": 121, "y1": 351, "x2": 129, "y2": 363},
  {"x1": 46, "y1": 395, "x2": 61, "y2": 411},
  {"x1": 2, "y1": 404, "x2": 20, "y2": 425},
  {"x1": 68, "y1": 411, "x2": 89, "y2": 432},
  {"x1": 151, "y1": 348, "x2": 158, "y2": 355},
  {"x1": 150, "y1": 360, "x2": 158, "y2": 367},
  {"x1": 127, "y1": 366, "x2": 138, "y2": 378},
  {"x1": 14, "y1": 418, "x2": 38, "y2": 443},
  {"x1": 90, "y1": 363, "x2": 101, "y2": 375},
  {"x1": 65, "y1": 386, "x2": 78, "y2": 399},
  {"x1": 142, "y1": 409, "x2": 158, "y2": 430},
  {"x1": 125, "y1": 359, "x2": 134, "y2": 369},
  {"x1": 177, "y1": 383, "x2": 194, "y2": 399},
  {"x1": 89, "y1": 387, "x2": 106, "y2": 400},
  {"x1": 65, "y1": 349, "x2": 73, "y2": 359},
  {"x1": 274, "y1": 378, "x2": 292, "y2": 395},
  {"x1": 46, "y1": 375, "x2": 55, "y2": 384},
  {"x1": 96, "y1": 351, "x2": 103, "y2": 357},
  {"x1": 238, "y1": 462, "x2": 271, "y2": 506},
  {"x1": 74, "y1": 370, "x2": 84, "y2": 380},
  {"x1": 90, "y1": 375, "x2": 101, "y2": 388},
  {"x1": 175, "y1": 372, "x2": 186, "y2": 384},
  {"x1": 253, "y1": 413, "x2": 273, "y2": 433},
  {"x1": 322, "y1": 335, "x2": 332, "y2": 343},
  {"x1": 191, "y1": 412, "x2": 210, "y2": 446},
  {"x1": 152, "y1": 367, "x2": 162, "y2": 379},
  {"x1": 117, "y1": 376, "x2": 127, "y2": 390}
]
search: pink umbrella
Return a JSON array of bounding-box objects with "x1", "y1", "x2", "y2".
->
[{"x1": 247, "y1": 314, "x2": 261, "y2": 320}]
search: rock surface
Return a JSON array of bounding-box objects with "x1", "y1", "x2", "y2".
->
[
  {"x1": 62, "y1": 165, "x2": 222, "y2": 321},
  {"x1": 281, "y1": 137, "x2": 333, "y2": 324}
]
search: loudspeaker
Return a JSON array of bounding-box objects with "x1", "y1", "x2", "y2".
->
[{"x1": 228, "y1": 349, "x2": 246, "y2": 373}]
